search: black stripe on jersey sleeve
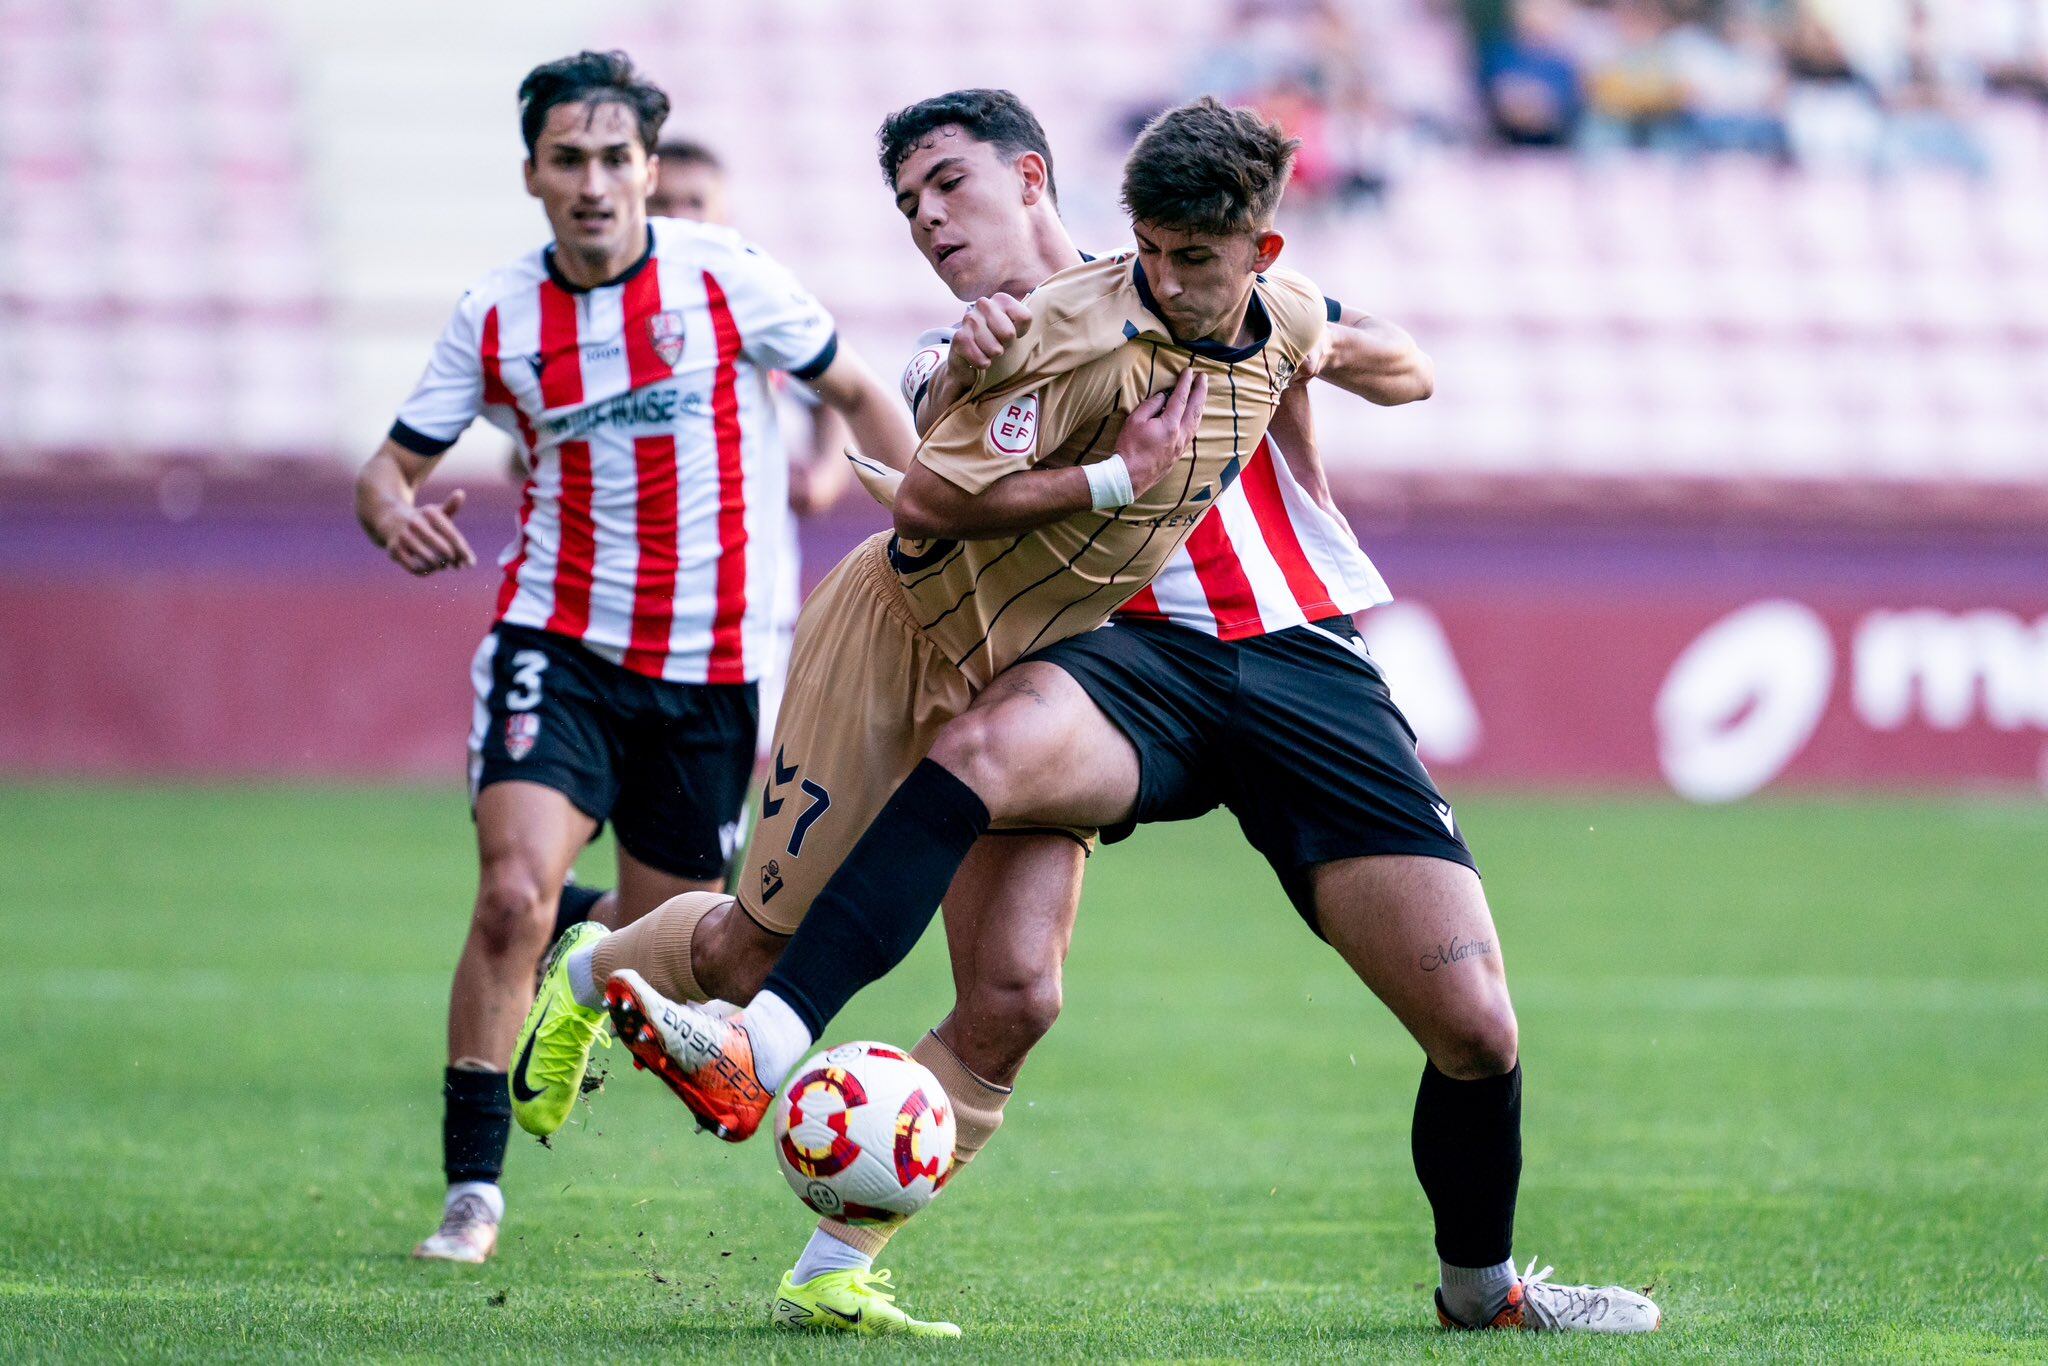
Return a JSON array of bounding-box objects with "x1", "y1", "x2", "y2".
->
[
  {"x1": 790, "y1": 332, "x2": 840, "y2": 382},
  {"x1": 1325, "y1": 297, "x2": 1344, "y2": 324},
  {"x1": 388, "y1": 420, "x2": 457, "y2": 457}
]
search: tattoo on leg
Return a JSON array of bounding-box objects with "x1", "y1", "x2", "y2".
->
[
  {"x1": 1418, "y1": 936, "x2": 1494, "y2": 973},
  {"x1": 1003, "y1": 676, "x2": 1049, "y2": 707}
]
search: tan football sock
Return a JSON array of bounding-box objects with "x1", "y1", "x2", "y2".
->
[
  {"x1": 587, "y1": 891, "x2": 729, "y2": 1004},
  {"x1": 815, "y1": 1028, "x2": 1013, "y2": 1259}
]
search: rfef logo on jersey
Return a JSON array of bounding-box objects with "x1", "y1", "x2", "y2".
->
[
  {"x1": 647, "y1": 309, "x2": 687, "y2": 367},
  {"x1": 987, "y1": 393, "x2": 1038, "y2": 457},
  {"x1": 505, "y1": 713, "x2": 541, "y2": 761}
]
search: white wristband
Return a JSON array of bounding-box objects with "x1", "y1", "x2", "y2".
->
[{"x1": 1085, "y1": 453, "x2": 1135, "y2": 510}]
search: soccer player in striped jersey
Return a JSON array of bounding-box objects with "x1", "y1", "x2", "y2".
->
[
  {"x1": 534, "y1": 91, "x2": 1657, "y2": 1335},
  {"x1": 352, "y1": 51, "x2": 916, "y2": 1264}
]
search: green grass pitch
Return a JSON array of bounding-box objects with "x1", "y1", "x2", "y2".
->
[{"x1": 1, "y1": 785, "x2": 2043, "y2": 1361}]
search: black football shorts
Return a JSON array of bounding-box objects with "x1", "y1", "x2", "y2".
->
[
  {"x1": 468, "y1": 623, "x2": 757, "y2": 880},
  {"x1": 1026, "y1": 613, "x2": 1475, "y2": 934}
]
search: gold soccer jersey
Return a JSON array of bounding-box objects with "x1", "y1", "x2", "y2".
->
[
  {"x1": 739, "y1": 252, "x2": 1325, "y2": 932},
  {"x1": 891, "y1": 252, "x2": 1327, "y2": 688}
]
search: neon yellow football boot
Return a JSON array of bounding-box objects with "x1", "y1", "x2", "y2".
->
[
  {"x1": 771, "y1": 1267, "x2": 962, "y2": 1338},
  {"x1": 509, "y1": 921, "x2": 611, "y2": 1137}
]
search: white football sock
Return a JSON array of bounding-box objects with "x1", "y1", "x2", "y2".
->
[
  {"x1": 566, "y1": 945, "x2": 601, "y2": 1009},
  {"x1": 445, "y1": 1180, "x2": 504, "y2": 1223},
  {"x1": 791, "y1": 1225, "x2": 875, "y2": 1284},
  {"x1": 744, "y1": 989, "x2": 813, "y2": 1085},
  {"x1": 1439, "y1": 1256, "x2": 1517, "y2": 1324}
]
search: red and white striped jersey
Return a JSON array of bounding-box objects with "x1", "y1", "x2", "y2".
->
[
  {"x1": 900, "y1": 328, "x2": 1391, "y2": 642},
  {"x1": 391, "y1": 218, "x2": 837, "y2": 684},
  {"x1": 1111, "y1": 430, "x2": 1391, "y2": 638}
]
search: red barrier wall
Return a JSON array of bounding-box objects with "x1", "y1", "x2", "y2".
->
[
  {"x1": 5, "y1": 576, "x2": 2044, "y2": 799},
  {"x1": 2, "y1": 482, "x2": 2041, "y2": 797},
  {"x1": 0, "y1": 578, "x2": 492, "y2": 777}
]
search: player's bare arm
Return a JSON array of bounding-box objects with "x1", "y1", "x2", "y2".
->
[
  {"x1": 354, "y1": 439, "x2": 475, "y2": 575},
  {"x1": 1306, "y1": 312, "x2": 1435, "y2": 407},
  {"x1": 893, "y1": 367, "x2": 1208, "y2": 540},
  {"x1": 804, "y1": 347, "x2": 920, "y2": 474},
  {"x1": 1263, "y1": 379, "x2": 1348, "y2": 525},
  {"x1": 789, "y1": 402, "x2": 852, "y2": 515},
  {"x1": 1267, "y1": 314, "x2": 1428, "y2": 523}
]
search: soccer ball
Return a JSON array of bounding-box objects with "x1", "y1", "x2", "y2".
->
[{"x1": 773, "y1": 1041, "x2": 956, "y2": 1225}]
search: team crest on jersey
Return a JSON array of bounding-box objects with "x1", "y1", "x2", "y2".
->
[
  {"x1": 504, "y1": 713, "x2": 541, "y2": 761},
  {"x1": 987, "y1": 393, "x2": 1038, "y2": 457},
  {"x1": 647, "y1": 310, "x2": 687, "y2": 367},
  {"x1": 900, "y1": 345, "x2": 945, "y2": 407}
]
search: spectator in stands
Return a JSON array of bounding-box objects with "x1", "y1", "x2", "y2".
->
[
  {"x1": 1774, "y1": 0, "x2": 1887, "y2": 166},
  {"x1": 1581, "y1": 0, "x2": 1695, "y2": 151},
  {"x1": 1975, "y1": 0, "x2": 2048, "y2": 103},
  {"x1": 1170, "y1": 0, "x2": 1390, "y2": 208},
  {"x1": 1883, "y1": 4, "x2": 1991, "y2": 173},
  {"x1": 1662, "y1": 2, "x2": 1791, "y2": 158},
  {"x1": 1787, "y1": 0, "x2": 1989, "y2": 172},
  {"x1": 1203, "y1": 0, "x2": 2035, "y2": 172},
  {"x1": 1475, "y1": 0, "x2": 1587, "y2": 146}
]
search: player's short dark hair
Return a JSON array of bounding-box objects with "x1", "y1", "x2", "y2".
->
[
  {"x1": 1121, "y1": 97, "x2": 1298, "y2": 237},
  {"x1": 655, "y1": 137, "x2": 722, "y2": 173},
  {"x1": 876, "y1": 88, "x2": 1058, "y2": 206},
  {"x1": 517, "y1": 51, "x2": 670, "y2": 158}
]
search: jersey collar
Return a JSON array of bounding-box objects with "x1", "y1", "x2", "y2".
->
[
  {"x1": 543, "y1": 225, "x2": 655, "y2": 295},
  {"x1": 1129, "y1": 259, "x2": 1273, "y2": 363}
]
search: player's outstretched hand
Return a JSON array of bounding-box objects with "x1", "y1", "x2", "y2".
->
[
  {"x1": 949, "y1": 294, "x2": 1032, "y2": 374},
  {"x1": 1116, "y1": 367, "x2": 1208, "y2": 497},
  {"x1": 384, "y1": 489, "x2": 476, "y2": 576}
]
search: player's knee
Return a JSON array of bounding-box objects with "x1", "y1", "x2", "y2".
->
[
  {"x1": 971, "y1": 967, "x2": 1064, "y2": 1045},
  {"x1": 929, "y1": 709, "x2": 1036, "y2": 814},
  {"x1": 1016, "y1": 974, "x2": 1065, "y2": 1042},
  {"x1": 1429, "y1": 998, "x2": 1520, "y2": 1080},
  {"x1": 472, "y1": 862, "x2": 556, "y2": 957}
]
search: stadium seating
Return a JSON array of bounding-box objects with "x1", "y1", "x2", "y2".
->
[
  {"x1": 2, "y1": 0, "x2": 2043, "y2": 506},
  {"x1": 0, "y1": 0, "x2": 332, "y2": 469}
]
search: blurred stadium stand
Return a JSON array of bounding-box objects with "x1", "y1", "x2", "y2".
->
[
  {"x1": 3, "y1": 0, "x2": 2044, "y2": 517},
  {"x1": 0, "y1": 0, "x2": 333, "y2": 465},
  {"x1": 3, "y1": 0, "x2": 2045, "y2": 792}
]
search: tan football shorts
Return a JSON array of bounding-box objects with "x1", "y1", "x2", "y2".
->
[{"x1": 735, "y1": 534, "x2": 1091, "y2": 936}]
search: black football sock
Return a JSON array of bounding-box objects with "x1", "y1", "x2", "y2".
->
[
  {"x1": 553, "y1": 881, "x2": 605, "y2": 942},
  {"x1": 443, "y1": 1065, "x2": 513, "y2": 1187},
  {"x1": 1411, "y1": 1061, "x2": 1522, "y2": 1273},
  {"x1": 760, "y1": 759, "x2": 990, "y2": 1036}
]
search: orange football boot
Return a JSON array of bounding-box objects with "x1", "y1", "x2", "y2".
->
[{"x1": 604, "y1": 969, "x2": 773, "y2": 1141}]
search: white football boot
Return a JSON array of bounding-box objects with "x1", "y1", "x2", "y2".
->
[
  {"x1": 412, "y1": 1185, "x2": 501, "y2": 1263},
  {"x1": 1436, "y1": 1259, "x2": 1661, "y2": 1333}
]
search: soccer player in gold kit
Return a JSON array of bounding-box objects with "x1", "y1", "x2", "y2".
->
[{"x1": 518, "y1": 95, "x2": 1659, "y2": 1337}]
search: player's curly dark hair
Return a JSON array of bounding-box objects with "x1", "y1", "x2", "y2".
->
[
  {"x1": 876, "y1": 89, "x2": 1058, "y2": 207},
  {"x1": 517, "y1": 51, "x2": 670, "y2": 158},
  {"x1": 1121, "y1": 97, "x2": 1298, "y2": 237}
]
